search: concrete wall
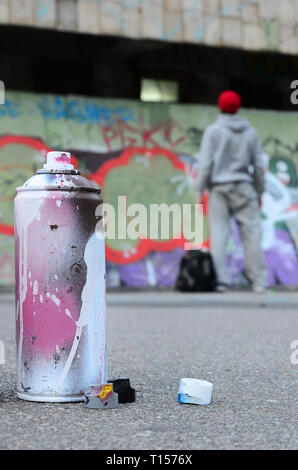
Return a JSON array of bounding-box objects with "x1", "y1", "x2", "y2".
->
[{"x1": 0, "y1": 1, "x2": 297, "y2": 55}]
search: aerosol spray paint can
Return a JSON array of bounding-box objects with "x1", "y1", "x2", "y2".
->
[{"x1": 14, "y1": 151, "x2": 106, "y2": 402}]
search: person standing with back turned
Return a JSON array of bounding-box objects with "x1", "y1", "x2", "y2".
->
[{"x1": 197, "y1": 90, "x2": 267, "y2": 293}]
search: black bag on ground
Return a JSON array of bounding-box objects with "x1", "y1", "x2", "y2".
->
[{"x1": 175, "y1": 250, "x2": 217, "y2": 292}]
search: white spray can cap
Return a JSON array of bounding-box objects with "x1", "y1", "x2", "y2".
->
[
  {"x1": 178, "y1": 378, "x2": 213, "y2": 405},
  {"x1": 43, "y1": 151, "x2": 74, "y2": 171}
]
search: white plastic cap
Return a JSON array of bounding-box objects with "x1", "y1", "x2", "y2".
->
[
  {"x1": 178, "y1": 378, "x2": 213, "y2": 405},
  {"x1": 43, "y1": 151, "x2": 74, "y2": 171}
]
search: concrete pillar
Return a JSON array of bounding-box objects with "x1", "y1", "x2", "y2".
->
[
  {"x1": 243, "y1": 23, "x2": 265, "y2": 50},
  {"x1": 141, "y1": 0, "x2": 163, "y2": 39},
  {"x1": 123, "y1": 6, "x2": 141, "y2": 38},
  {"x1": 259, "y1": 0, "x2": 279, "y2": 20},
  {"x1": 279, "y1": 0, "x2": 296, "y2": 26},
  {"x1": 241, "y1": 2, "x2": 259, "y2": 22},
  {"x1": 99, "y1": 1, "x2": 123, "y2": 35},
  {"x1": 221, "y1": 0, "x2": 242, "y2": 18},
  {"x1": 204, "y1": 18, "x2": 221, "y2": 46},
  {"x1": 280, "y1": 24, "x2": 298, "y2": 54},
  {"x1": 182, "y1": 7, "x2": 203, "y2": 43},
  {"x1": 164, "y1": 10, "x2": 183, "y2": 41},
  {"x1": 203, "y1": 0, "x2": 221, "y2": 46},
  {"x1": 11, "y1": 0, "x2": 35, "y2": 25},
  {"x1": 221, "y1": 17, "x2": 242, "y2": 47},
  {"x1": 165, "y1": 0, "x2": 181, "y2": 11},
  {"x1": 36, "y1": 0, "x2": 57, "y2": 28},
  {"x1": 204, "y1": 0, "x2": 220, "y2": 15},
  {"x1": 0, "y1": 0, "x2": 9, "y2": 24},
  {"x1": 77, "y1": 0, "x2": 100, "y2": 34},
  {"x1": 262, "y1": 18, "x2": 280, "y2": 51},
  {"x1": 57, "y1": 0, "x2": 77, "y2": 31}
]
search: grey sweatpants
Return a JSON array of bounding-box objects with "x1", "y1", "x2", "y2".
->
[{"x1": 208, "y1": 182, "x2": 266, "y2": 287}]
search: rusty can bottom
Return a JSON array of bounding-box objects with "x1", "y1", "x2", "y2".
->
[{"x1": 17, "y1": 392, "x2": 85, "y2": 403}]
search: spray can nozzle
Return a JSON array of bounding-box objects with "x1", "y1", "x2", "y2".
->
[{"x1": 43, "y1": 151, "x2": 74, "y2": 171}]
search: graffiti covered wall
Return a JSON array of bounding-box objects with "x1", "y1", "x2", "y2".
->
[{"x1": 1, "y1": 90, "x2": 298, "y2": 288}]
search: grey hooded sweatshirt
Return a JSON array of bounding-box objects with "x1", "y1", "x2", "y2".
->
[{"x1": 197, "y1": 114, "x2": 265, "y2": 196}]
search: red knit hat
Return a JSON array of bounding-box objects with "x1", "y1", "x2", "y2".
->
[{"x1": 218, "y1": 90, "x2": 241, "y2": 114}]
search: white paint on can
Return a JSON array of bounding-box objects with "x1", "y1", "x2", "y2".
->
[
  {"x1": 33, "y1": 280, "x2": 39, "y2": 296},
  {"x1": 56, "y1": 233, "x2": 106, "y2": 390},
  {"x1": 51, "y1": 294, "x2": 60, "y2": 307}
]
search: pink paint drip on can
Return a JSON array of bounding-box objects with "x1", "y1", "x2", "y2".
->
[{"x1": 14, "y1": 151, "x2": 107, "y2": 402}]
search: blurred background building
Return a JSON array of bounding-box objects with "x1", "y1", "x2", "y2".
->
[{"x1": 0, "y1": 0, "x2": 298, "y2": 289}]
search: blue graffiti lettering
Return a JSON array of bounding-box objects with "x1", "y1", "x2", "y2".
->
[
  {"x1": 67, "y1": 100, "x2": 88, "y2": 124},
  {"x1": 0, "y1": 94, "x2": 135, "y2": 125},
  {"x1": 0, "y1": 100, "x2": 22, "y2": 118},
  {"x1": 37, "y1": 97, "x2": 54, "y2": 119},
  {"x1": 54, "y1": 96, "x2": 69, "y2": 120}
]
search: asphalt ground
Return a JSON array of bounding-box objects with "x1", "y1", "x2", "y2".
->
[{"x1": 0, "y1": 292, "x2": 297, "y2": 450}]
